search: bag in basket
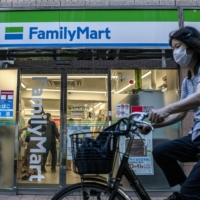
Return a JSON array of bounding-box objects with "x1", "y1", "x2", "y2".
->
[{"x1": 74, "y1": 133, "x2": 116, "y2": 174}]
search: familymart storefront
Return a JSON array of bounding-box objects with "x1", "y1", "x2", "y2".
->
[{"x1": 0, "y1": 8, "x2": 197, "y2": 195}]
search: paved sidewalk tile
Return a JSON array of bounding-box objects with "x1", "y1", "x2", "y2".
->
[{"x1": 0, "y1": 194, "x2": 169, "y2": 199}]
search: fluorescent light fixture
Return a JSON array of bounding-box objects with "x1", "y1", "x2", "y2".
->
[
  {"x1": 116, "y1": 84, "x2": 133, "y2": 94},
  {"x1": 68, "y1": 90, "x2": 106, "y2": 94},
  {"x1": 26, "y1": 88, "x2": 60, "y2": 92},
  {"x1": 26, "y1": 88, "x2": 106, "y2": 94},
  {"x1": 21, "y1": 82, "x2": 26, "y2": 88},
  {"x1": 94, "y1": 103, "x2": 102, "y2": 109},
  {"x1": 142, "y1": 71, "x2": 151, "y2": 79},
  {"x1": 22, "y1": 76, "x2": 60, "y2": 79},
  {"x1": 25, "y1": 109, "x2": 60, "y2": 112},
  {"x1": 22, "y1": 75, "x2": 117, "y2": 79},
  {"x1": 29, "y1": 100, "x2": 35, "y2": 104}
]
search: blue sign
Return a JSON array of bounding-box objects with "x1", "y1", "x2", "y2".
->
[{"x1": 0, "y1": 90, "x2": 14, "y2": 119}]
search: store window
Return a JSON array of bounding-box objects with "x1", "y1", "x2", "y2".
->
[
  {"x1": 66, "y1": 74, "x2": 108, "y2": 184},
  {"x1": 111, "y1": 69, "x2": 181, "y2": 191},
  {"x1": 0, "y1": 69, "x2": 17, "y2": 189},
  {"x1": 18, "y1": 74, "x2": 61, "y2": 186}
]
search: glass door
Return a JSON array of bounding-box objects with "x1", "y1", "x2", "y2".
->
[
  {"x1": 65, "y1": 73, "x2": 109, "y2": 185},
  {"x1": 17, "y1": 70, "x2": 110, "y2": 189},
  {"x1": 18, "y1": 73, "x2": 61, "y2": 188}
]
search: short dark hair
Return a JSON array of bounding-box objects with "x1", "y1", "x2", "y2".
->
[
  {"x1": 169, "y1": 26, "x2": 200, "y2": 78},
  {"x1": 45, "y1": 113, "x2": 51, "y2": 121}
]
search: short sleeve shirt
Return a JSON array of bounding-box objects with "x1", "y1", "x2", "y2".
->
[{"x1": 180, "y1": 68, "x2": 200, "y2": 140}]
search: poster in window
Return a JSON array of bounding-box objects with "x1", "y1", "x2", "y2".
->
[
  {"x1": 116, "y1": 104, "x2": 130, "y2": 118},
  {"x1": 0, "y1": 90, "x2": 14, "y2": 119},
  {"x1": 119, "y1": 105, "x2": 154, "y2": 175}
]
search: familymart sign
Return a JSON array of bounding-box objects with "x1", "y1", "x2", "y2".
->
[{"x1": 0, "y1": 10, "x2": 179, "y2": 49}]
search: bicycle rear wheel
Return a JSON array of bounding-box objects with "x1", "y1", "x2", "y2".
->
[{"x1": 51, "y1": 182, "x2": 129, "y2": 200}]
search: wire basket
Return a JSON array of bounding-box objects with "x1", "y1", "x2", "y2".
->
[{"x1": 70, "y1": 131, "x2": 117, "y2": 174}]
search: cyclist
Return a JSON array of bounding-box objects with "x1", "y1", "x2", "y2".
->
[{"x1": 141, "y1": 26, "x2": 200, "y2": 200}]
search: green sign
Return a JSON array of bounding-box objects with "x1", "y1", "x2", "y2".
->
[
  {"x1": 0, "y1": 10, "x2": 179, "y2": 49},
  {"x1": 135, "y1": 69, "x2": 142, "y2": 88}
]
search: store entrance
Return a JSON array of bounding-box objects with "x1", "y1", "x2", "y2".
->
[
  {"x1": 17, "y1": 70, "x2": 109, "y2": 190},
  {"x1": 65, "y1": 72, "x2": 109, "y2": 185},
  {"x1": 18, "y1": 73, "x2": 61, "y2": 188}
]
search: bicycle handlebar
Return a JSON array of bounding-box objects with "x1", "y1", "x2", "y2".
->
[{"x1": 112, "y1": 112, "x2": 154, "y2": 136}]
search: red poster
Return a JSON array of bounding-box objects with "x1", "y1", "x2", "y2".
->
[{"x1": 131, "y1": 106, "x2": 143, "y2": 113}]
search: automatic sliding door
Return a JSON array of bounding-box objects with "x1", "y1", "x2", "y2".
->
[
  {"x1": 18, "y1": 74, "x2": 61, "y2": 187},
  {"x1": 66, "y1": 73, "x2": 109, "y2": 185}
]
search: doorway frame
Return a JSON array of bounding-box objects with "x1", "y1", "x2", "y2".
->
[{"x1": 15, "y1": 66, "x2": 111, "y2": 194}]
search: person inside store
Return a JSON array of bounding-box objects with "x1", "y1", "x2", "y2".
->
[
  {"x1": 141, "y1": 26, "x2": 200, "y2": 200},
  {"x1": 20, "y1": 106, "x2": 46, "y2": 180},
  {"x1": 41, "y1": 113, "x2": 60, "y2": 173}
]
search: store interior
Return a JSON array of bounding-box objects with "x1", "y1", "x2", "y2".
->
[{"x1": 17, "y1": 69, "x2": 178, "y2": 186}]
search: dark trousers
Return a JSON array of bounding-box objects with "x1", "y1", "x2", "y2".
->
[
  {"x1": 42, "y1": 142, "x2": 57, "y2": 171},
  {"x1": 153, "y1": 134, "x2": 200, "y2": 200}
]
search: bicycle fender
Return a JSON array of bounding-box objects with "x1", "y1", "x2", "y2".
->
[
  {"x1": 117, "y1": 188, "x2": 132, "y2": 200},
  {"x1": 82, "y1": 177, "x2": 108, "y2": 184}
]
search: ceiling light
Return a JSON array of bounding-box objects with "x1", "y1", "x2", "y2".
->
[
  {"x1": 29, "y1": 100, "x2": 35, "y2": 104},
  {"x1": 22, "y1": 76, "x2": 60, "y2": 79},
  {"x1": 21, "y1": 82, "x2": 26, "y2": 88},
  {"x1": 25, "y1": 109, "x2": 60, "y2": 112},
  {"x1": 94, "y1": 103, "x2": 102, "y2": 109},
  {"x1": 26, "y1": 88, "x2": 60, "y2": 92},
  {"x1": 142, "y1": 71, "x2": 151, "y2": 79},
  {"x1": 22, "y1": 75, "x2": 117, "y2": 79},
  {"x1": 26, "y1": 88, "x2": 106, "y2": 94},
  {"x1": 116, "y1": 84, "x2": 133, "y2": 94},
  {"x1": 68, "y1": 76, "x2": 117, "y2": 79},
  {"x1": 68, "y1": 90, "x2": 106, "y2": 94}
]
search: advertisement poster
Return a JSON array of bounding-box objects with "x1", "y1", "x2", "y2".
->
[
  {"x1": 0, "y1": 90, "x2": 14, "y2": 119},
  {"x1": 116, "y1": 104, "x2": 130, "y2": 118},
  {"x1": 131, "y1": 105, "x2": 154, "y2": 114},
  {"x1": 120, "y1": 105, "x2": 154, "y2": 175},
  {"x1": 67, "y1": 124, "x2": 90, "y2": 160},
  {"x1": 119, "y1": 131, "x2": 154, "y2": 175}
]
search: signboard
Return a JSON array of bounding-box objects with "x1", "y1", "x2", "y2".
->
[
  {"x1": 0, "y1": 10, "x2": 179, "y2": 49},
  {"x1": 0, "y1": 90, "x2": 14, "y2": 119},
  {"x1": 131, "y1": 105, "x2": 154, "y2": 113},
  {"x1": 116, "y1": 104, "x2": 130, "y2": 118},
  {"x1": 183, "y1": 10, "x2": 200, "y2": 31}
]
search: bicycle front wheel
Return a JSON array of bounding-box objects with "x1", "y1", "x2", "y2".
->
[{"x1": 51, "y1": 182, "x2": 129, "y2": 200}]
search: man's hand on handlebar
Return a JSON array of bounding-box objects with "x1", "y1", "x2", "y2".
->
[
  {"x1": 148, "y1": 108, "x2": 170, "y2": 124},
  {"x1": 138, "y1": 124, "x2": 152, "y2": 135}
]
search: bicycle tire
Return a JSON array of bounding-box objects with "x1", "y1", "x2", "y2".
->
[{"x1": 51, "y1": 182, "x2": 130, "y2": 200}]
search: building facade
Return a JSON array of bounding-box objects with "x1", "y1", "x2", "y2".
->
[{"x1": 0, "y1": 2, "x2": 199, "y2": 196}]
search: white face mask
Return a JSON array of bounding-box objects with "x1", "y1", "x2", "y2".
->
[{"x1": 173, "y1": 46, "x2": 193, "y2": 67}]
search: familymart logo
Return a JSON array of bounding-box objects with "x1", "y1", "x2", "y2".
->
[{"x1": 5, "y1": 27, "x2": 23, "y2": 40}]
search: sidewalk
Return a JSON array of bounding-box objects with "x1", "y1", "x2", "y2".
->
[{"x1": 0, "y1": 194, "x2": 169, "y2": 200}]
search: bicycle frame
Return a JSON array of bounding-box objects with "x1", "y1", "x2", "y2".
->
[{"x1": 108, "y1": 132, "x2": 151, "y2": 200}]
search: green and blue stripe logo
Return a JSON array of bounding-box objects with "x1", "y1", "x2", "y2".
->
[{"x1": 5, "y1": 27, "x2": 23, "y2": 40}]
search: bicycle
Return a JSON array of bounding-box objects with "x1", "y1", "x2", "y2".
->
[{"x1": 52, "y1": 112, "x2": 154, "y2": 200}]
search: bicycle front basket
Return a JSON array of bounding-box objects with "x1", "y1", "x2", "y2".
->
[{"x1": 70, "y1": 131, "x2": 117, "y2": 174}]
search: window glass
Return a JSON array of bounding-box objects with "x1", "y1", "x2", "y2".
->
[
  {"x1": 111, "y1": 69, "x2": 180, "y2": 191},
  {"x1": 18, "y1": 74, "x2": 61, "y2": 186},
  {"x1": 0, "y1": 69, "x2": 17, "y2": 188},
  {"x1": 66, "y1": 74, "x2": 108, "y2": 185}
]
